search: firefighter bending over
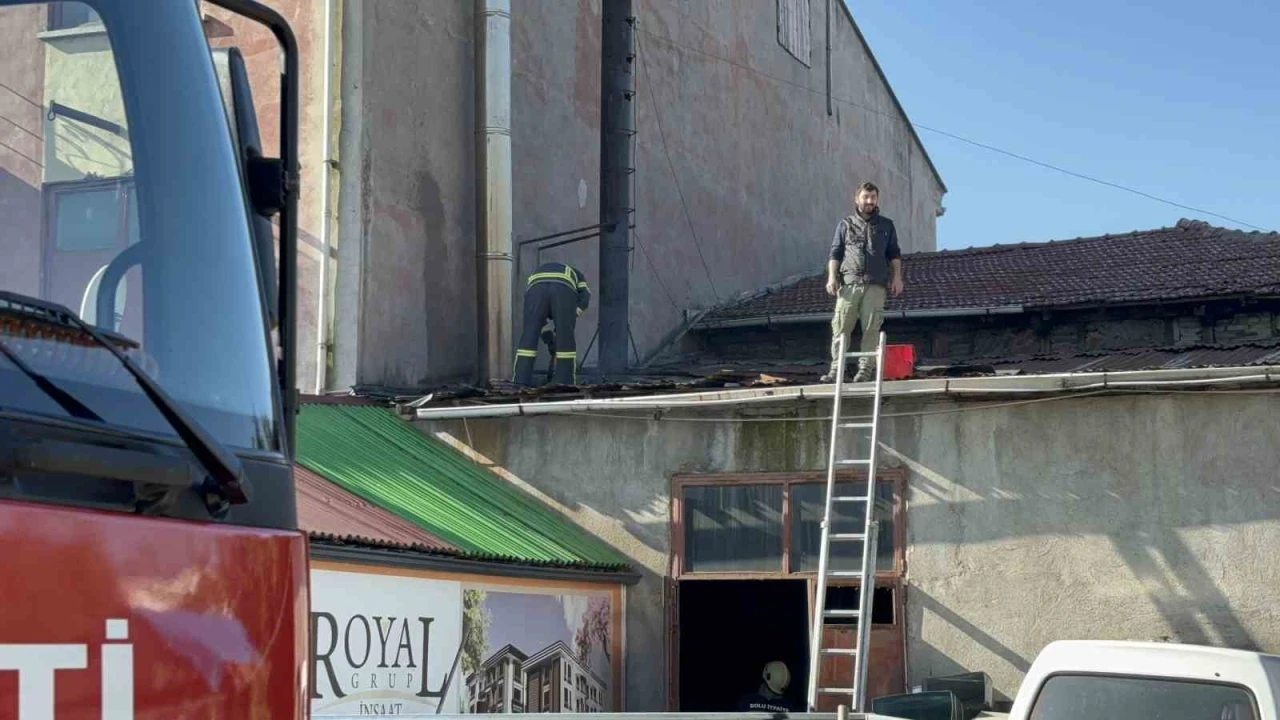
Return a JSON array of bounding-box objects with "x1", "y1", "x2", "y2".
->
[{"x1": 514, "y1": 261, "x2": 591, "y2": 386}]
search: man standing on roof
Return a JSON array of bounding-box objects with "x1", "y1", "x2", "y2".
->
[
  {"x1": 514, "y1": 260, "x2": 591, "y2": 386},
  {"x1": 821, "y1": 181, "x2": 904, "y2": 383}
]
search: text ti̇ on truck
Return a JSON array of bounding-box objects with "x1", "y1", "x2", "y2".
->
[{"x1": 0, "y1": 1, "x2": 307, "y2": 717}]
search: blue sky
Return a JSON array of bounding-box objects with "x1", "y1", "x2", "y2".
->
[
  {"x1": 844, "y1": 0, "x2": 1278, "y2": 250},
  {"x1": 484, "y1": 591, "x2": 570, "y2": 659}
]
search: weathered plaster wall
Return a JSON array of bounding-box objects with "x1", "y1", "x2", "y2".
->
[
  {"x1": 333, "y1": 0, "x2": 479, "y2": 391},
  {"x1": 329, "y1": 0, "x2": 943, "y2": 390},
  {"x1": 512, "y1": 0, "x2": 945, "y2": 369},
  {"x1": 418, "y1": 391, "x2": 1280, "y2": 707},
  {"x1": 0, "y1": 5, "x2": 46, "y2": 298}
]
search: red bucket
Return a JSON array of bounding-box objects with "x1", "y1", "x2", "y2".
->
[{"x1": 882, "y1": 344, "x2": 916, "y2": 380}]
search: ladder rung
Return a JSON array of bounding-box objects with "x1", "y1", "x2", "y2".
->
[
  {"x1": 820, "y1": 647, "x2": 858, "y2": 656},
  {"x1": 840, "y1": 422, "x2": 873, "y2": 429},
  {"x1": 827, "y1": 570, "x2": 864, "y2": 578},
  {"x1": 845, "y1": 351, "x2": 878, "y2": 358},
  {"x1": 833, "y1": 495, "x2": 869, "y2": 503},
  {"x1": 836, "y1": 459, "x2": 871, "y2": 466},
  {"x1": 819, "y1": 687, "x2": 858, "y2": 694},
  {"x1": 823, "y1": 609, "x2": 860, "y2": 618},
  {"x1": 829, "y1": 532, "x2": 866, "y2": 541}
]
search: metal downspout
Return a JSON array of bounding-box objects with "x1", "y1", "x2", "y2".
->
[
  {"x1": 477, "y1": 0, "x2": 514, "y2": 382},
  {"x1": 315, "y1": 0, "x2": 338, "y2": 394},
  {"x1": 825, "y1": 0, "x2": 832, "y2": 116}
]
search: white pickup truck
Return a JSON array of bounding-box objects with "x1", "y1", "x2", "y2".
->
[{"x1": 984, "y1": 639, "x2": 1280, "y2": 720}]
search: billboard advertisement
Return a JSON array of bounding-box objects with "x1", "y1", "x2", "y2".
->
[
  {"x1": 310, "y1": 563, "x2": 621, "y2": 718},
  {"x1": 310, "y1": 568, "x2": 465, "y2": 716}
]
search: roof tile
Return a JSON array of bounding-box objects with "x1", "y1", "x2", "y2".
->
[{"x1": 701, "y1": 219, "x2": 1280, "y2": 323}]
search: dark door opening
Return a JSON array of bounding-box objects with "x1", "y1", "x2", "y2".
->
[{"x1": 678, "y1": 579, "x2": 809, "y2": 712}]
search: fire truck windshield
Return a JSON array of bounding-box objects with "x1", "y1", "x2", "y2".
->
[{"x1": 0, "y1": 0, "x2": 281, "y2": 451}]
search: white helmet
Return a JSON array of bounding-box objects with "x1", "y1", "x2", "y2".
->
[{"x1": 763, "y1": 660, "x2": 791, "y2": 695}]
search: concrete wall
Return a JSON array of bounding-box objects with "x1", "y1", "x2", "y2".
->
[
  {"x1": 332, "y1": 0, "x2": 479, "y2": 391},
  {"x1": 0, "y1": 5, "x2": 46, "y2": 299},
  {"x1": 417, "y1": 390, "x2": 1280, "y2": 707},
  {"x1": 328, "y1": 0, "x2": 944, "y2": 391},
  {"x1": 512, "y1": 0, "x2": 944, "y2": 369}
]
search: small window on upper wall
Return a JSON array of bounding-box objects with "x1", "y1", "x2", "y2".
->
[
  {"x1": 47, "y1": 0, "x2": 99, "y2": 31},
  {"x1": 777, "y1": 0, "x2": 811, "y2": 67},
  {"x1": 53, "y1": 184, "x2": 122, "y2": 251}
]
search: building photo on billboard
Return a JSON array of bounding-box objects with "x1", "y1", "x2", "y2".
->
[{"x1": 463, "y1": 588, "x2": 615, "y2": 714}]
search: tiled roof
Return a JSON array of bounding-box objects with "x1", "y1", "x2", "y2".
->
[
  {"x1": 296, "y1": 403, "x2": 630, "y2": 570},
  {"x1": 943, "y1": 338, "x2": 1280, "y2": 376},
  {"x1": 295, "y1": 464, "x2": 455, "y2": 550},
  {"x1": 699, "y1": 219, "x2": 1280, "y2": 323}
]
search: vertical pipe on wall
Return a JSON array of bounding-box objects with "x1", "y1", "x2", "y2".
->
[
  {"x1": 315, "y1": 0, "x2": 338, "y2": 394},
  {"x1": 477, "y1": 0, "x2": 514, "y2": 383},
  {"x1": 598, "y1": 0, "x2": 635, "y2": 378},
  {"x1": 826, "y1": 0, "x2": 833, "y2": 116}
]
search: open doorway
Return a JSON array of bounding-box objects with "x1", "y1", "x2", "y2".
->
[{"x1": 678, "y1": 579, "x2": 809, "y2": 712}]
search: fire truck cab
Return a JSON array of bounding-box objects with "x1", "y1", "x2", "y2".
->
[{"x1": 0, "y1": 0, "x2": 307, "y2": 716}]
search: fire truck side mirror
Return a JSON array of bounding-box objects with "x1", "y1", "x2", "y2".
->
[{"x1": 212, "y1": 45, "x2": 279, "y2": 331}]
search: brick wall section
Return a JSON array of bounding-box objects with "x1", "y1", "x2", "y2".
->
[{"x1": 691, "y1": 300, "x2": 1280, "y2": 363}]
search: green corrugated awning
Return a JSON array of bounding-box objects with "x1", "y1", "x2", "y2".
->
[{"x1": 296, "y1": 404, "x2": 628, "y2": 569}]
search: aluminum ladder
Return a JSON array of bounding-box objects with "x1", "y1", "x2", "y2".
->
[{"x1": 806, "y1": 330, "x2": 887, "y2": 713}]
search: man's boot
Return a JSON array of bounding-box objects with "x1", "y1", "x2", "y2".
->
[{"x1": 852, "y1": 359, "x2": 875, "y2": 382}]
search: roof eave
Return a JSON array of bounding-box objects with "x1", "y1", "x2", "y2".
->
[
  {"x1": 309, "y1": 538, "x2": 641, "y2": 585},
  {"x1": 410, "y1": 364, "x2": 1280, "y2": 420},
  {"x1": 694, "y1": 304, "x2": 1025, "y2": 329}
]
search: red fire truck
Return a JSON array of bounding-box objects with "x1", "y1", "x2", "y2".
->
[{"x1": 0, "y1": 0, "x2": 307, "y2": 717}]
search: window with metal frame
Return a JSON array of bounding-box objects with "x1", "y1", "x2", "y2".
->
[
  {"x1": 777, "y1": 0, "x2": 811, "y2": 66},
  {"x1": 46, "y1": 0, "x2": 100, "y2": 31},
  {"x1": 672, "y1": 471, "x2": 903, "y2": 577}
]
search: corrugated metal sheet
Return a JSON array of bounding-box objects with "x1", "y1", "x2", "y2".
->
[
  {"x1": 295, "y1": 464, "x2": 455, "y2": 550},
  {"x1": 296, "y1": 404, "x2": 628, "y2": 567}
]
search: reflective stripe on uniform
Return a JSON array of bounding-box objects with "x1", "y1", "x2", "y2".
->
[
  {"x1": 528, "y1": 265, "x2": 587, "y2": 293},
  {"x1": 554, "y1": 351, "x2": 577, "y2": 359},
  {"x1": 515, "y1": 349, "x2": 538, "y2": 357}
]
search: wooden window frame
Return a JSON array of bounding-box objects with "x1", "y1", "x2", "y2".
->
[{"x1": 669, "y1": 469, "x2": 906, "y2": 581}]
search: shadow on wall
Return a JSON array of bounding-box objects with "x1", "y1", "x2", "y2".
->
[
  {"x1": 904, "y1": 477, "x2": 1271, "y2": 654},
  {"x1": 427, "y1": 424, "x2": 670, "y2": 569},
  {"x1": 1107, "y1": 530, "x2": 1260, "y2": 651},
  {"x1": 887, "y1": 393, "x2": 1279, "y2": 691},
  {"x1": 905, "y1": 587, "x2": 1028, "y2": 704}
]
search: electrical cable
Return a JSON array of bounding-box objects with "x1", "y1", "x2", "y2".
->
[
  {"x1": 636, "y1": 27, "x2": 1269, "y2": 232},
  {"x1": 635, "y1": 28, "x2": 722, "y2": 300}
]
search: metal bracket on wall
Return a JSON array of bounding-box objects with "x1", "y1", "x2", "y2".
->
[{"x1": 47, "y1": 101, "x2": 127, "y2": 138}]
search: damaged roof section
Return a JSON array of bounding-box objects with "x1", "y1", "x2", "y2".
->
[
  {"x1": 400, "y1": 219, "x2": 1280, "y2": 408},
  {"x1": 698, "y1": 219, "x2": 1280, "y2": 326}
]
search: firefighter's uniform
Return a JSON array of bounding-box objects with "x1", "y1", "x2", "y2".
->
[{"x1": 514, "y1": 262, "x2": 591, "y2": 386}]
